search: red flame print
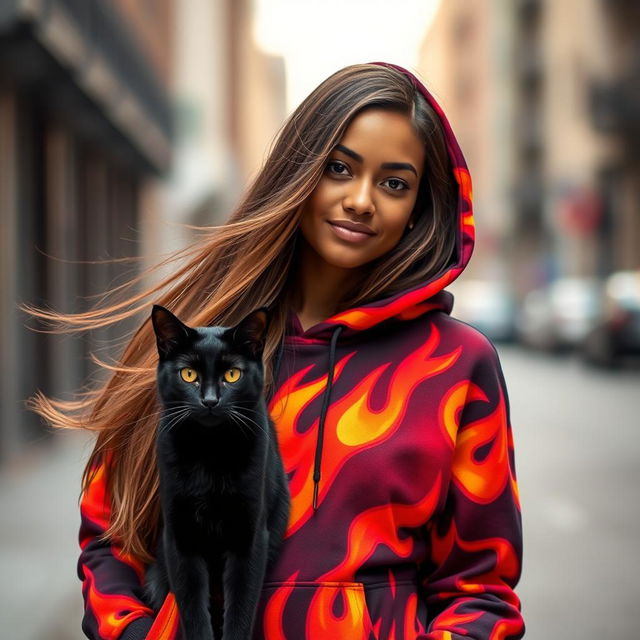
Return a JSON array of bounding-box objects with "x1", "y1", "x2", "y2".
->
[
  {"x1": 305, "y1": 583, "x2": 374, "y2": 640},
  {"x1": 450, "y1": 382, "x2": 519, "y2": 507},
  {"x1": 146, "y1": 593, "x2": 179, "y2": 640},
  {"x1": 426, "y1": 601, "x2": 483, "y2": 637},
  {"x1": 263, "y1": 575, "x2": 298, "y2": 640},
  {"x1": 429, "y1": 518, "x2": 521, "y2": 606},
  {"x1": 453, "y1": 167, "x2": 474, "y2": 239},
  {"x1": 403, "y1": 593, "x2": 426, "y2": 640},
  {"x1": 83, "y1": 566, "x2": 154, "y2": 639},
  {"x1": 319, "y1": 474, "x2": 442, "y2": 582},
  {"x1": 269, "y1": 324, "x2": 460, "y2": 536},
  {"x1": 80, "y1": 462, "x2": 110, "y2": 544},
  {"x1": 439, "y1": 380, "x2": 488, "y2": 449}
]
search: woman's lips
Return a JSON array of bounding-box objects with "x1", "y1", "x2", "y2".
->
[{"x1": 327, "y1": 221, "x2": 376, "y2": 244}]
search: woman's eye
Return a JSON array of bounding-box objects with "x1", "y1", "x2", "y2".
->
[
  {"x1": 180, "y1": 368, "x2": 198, "y2": 383},
  {"x1": 223, "y1": 368, "x2": 242, "y2": 383},
  {"x1": 327, "y1": 161, "x2": 407, "y2": 192},
  {"x1": 327, "y1": 160, "x2": 349, "y2": 176},
  {"x1": 383, "y1": 178, "x2": 408, "y2": 192}
]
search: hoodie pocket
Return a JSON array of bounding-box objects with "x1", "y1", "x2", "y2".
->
[
  {"x1": 257, "y1": 580, "x2": 378, "y2": 640},
  {"x1": 359, "y1": 580, "x2": 428, "y2": 640}
]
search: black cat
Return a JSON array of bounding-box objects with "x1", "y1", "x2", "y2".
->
[{"x1": 145, "y1": 305, "x2": 290, "y2": 640}]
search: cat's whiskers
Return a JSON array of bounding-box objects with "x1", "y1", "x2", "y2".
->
[
  {"x1": 226, "y1": 408, "x2": 258, "y2": 437},
  {"x1": 225, "y1": 410, "x2": 252, "y2": 440},
  {"x1": 159, "y1": 408, "x2": 191, "y2": 434},
  {"x1": 121, "y1": 406, "x2": 181, "y2": 427},
  {"x1": 160, "y1": 405, "x2": 192, "y2": 418},
  {"x1": 227, "y1": 407, "x2": 268, "y2": 437},
  {"x1": 158, "y1": 407, "x2": 191, "y2": 426},
  {"x1": 232, "y1": 404, "x2": 273, "y2": 428},
  {"x1": 234, "y1": 400, "x2": 266, "y2": 412},
  {"x1": 120, "y1": 401, "x2": 199, "y2": 429},
  {"x1": 232, "y1": 405, "x2": 266, "y2": 419}
]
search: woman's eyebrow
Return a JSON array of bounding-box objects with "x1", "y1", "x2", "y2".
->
[{"x1": 334, "y1": 144, "x2": 418, "y2": 176}]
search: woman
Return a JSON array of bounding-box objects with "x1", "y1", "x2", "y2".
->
[{"x1": 28, "y1": 62, "x2": 524, "y2": 639}]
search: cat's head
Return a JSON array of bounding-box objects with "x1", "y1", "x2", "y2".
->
[{"x1": 150, "y1": 305, "x2": 270, "y2": 426}]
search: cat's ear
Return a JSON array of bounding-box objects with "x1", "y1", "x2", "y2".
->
[
  {"x1": 151, "y1": 305, "x2": 193, "y2": 359},
  {"x1": 231, "y1": 307, "x2": 270, "y2": 359}
]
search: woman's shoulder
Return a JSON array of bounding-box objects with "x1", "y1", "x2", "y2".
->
[
  {"x1": 351, "y1": 309, "x2": 503, "y2": 370},
  {"x1": 415, "y1": 311, "x2": 504, "y2": 368},
  {"x1": 433, "y1": 311, "x2": 499, "y2": 346}
]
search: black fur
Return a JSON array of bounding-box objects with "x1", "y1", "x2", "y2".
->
[{"x1": 145, "y1": 305, "x2": 290, "y2": 640}]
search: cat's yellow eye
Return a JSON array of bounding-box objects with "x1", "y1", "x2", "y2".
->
[
  {"x1": 223, "y1": 368, "x2": 241, "y2": 383},
  {"x1": 180, "y1": 368, "x2": 198, "y2": 383}
]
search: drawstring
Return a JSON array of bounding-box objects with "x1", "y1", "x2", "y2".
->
[{"x1": 312, "y1": 325, "x2": 343, "y2": 511}]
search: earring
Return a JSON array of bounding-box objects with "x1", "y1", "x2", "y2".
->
[{"x1": 408, "y1": 221, "x2": 414, "y2": 230}]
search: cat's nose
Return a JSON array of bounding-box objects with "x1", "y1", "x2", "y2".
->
[{"x1": 201, "y1": 397, "x2": 219, "y2": 409}]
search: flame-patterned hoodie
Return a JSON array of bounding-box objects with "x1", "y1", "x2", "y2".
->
[{"x1": 77, "y1": 61, "x2": 524, "y2": 640}]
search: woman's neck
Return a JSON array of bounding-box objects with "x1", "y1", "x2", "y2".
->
[{"x1": 293, "y1": 242, "x2": 365, "y2": 329}]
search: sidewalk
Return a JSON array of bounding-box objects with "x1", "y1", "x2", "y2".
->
[{"x1": 0, "y1": 430, "x2": 94, "y2": 640}]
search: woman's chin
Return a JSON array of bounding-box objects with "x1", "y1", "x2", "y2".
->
[{"x1": 318, "y1": 248, "x2": 377, "y2": 271}]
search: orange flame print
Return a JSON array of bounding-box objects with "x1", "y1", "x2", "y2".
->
[
  {"x1": 429, "y1": 518, "x2": 521, "y2": 603},
  {"x1": 263, "y1": 577, "x2": 297, "y2": 640},
  {"x1": 453, "y1": 167, "x2": 474, "y2": 240},
  {"x1": 403, "y1": 593, "x2": 426, "y2": 640},
  {"x1": 439, "y1": 380, "x2": 488, "y2": 448},
  {"x1": 320, "y1": 474, "x2": 442, "y2": 581},
  {"x1": 269, "y1": 324, "x2": 460, "y2": 536},
  {"x1": 427, "y1": 600, "x2": 483, "y2": 637},
  {"x1": 306, "y1": 583, "x2": 374, "y2": 640},
  {"x1": 451, "y1": 382, "x2": 519, "y2": 506},
  {"x1": 146, "y1": 593, "x2": 179, "y2": 640},
  {"x1": 80, "y1": 462, "x2": 110, "y2": 542},
  {"x1": 83, "y1": 566, "x2": 153, "y2": 640}
]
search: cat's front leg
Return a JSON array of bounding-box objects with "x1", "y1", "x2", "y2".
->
[
  {"x1": 164, "y1": 529, "x2": 215, "y2": 640},
  {"x1": 222, "y1": 528, "x2": 269, "y2": 640}
]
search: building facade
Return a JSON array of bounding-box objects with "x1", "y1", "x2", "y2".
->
[
  {"x1": 0, "y1": 0, "x2": 173, "y2": 463},
  {"x1": 0, "y1": 0, "x2": 288, "y2": 467},
  {"x1": 418, "y1": 0, "x2": 639, "y2": 302}
]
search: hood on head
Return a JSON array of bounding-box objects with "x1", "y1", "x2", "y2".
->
[{"x1": 289, "y1": 61, "x2": 474, "y2": 341}]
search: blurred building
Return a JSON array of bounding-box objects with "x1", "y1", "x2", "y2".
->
[
  {"x1": 0, "y1": 0, "x2": 174, "y2": 463},
  {"x1": 418, "y1": 0, "x2": 516, "y2": 286},
  {"x1": 581, "y1": 0, "x2": 640, "y2": 275},
  {"x1": 164, "y1": 0, "x2": 285, "y2": 255},
  {"x1": 0, "y1": 0, "x2": 286, "y2": 467},
  {"x1": 419, "y1": 0, "x2": 640, "y2": 302},
  {"x1": 543, "y1": 0, "x2": 640, "y2": 283}
]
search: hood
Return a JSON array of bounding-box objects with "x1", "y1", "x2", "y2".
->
[{"x1": 287, "y1": 61, "x2": 474, "y2": 342}]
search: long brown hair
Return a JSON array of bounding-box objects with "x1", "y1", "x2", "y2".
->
[{"x1": 23, "y1": 63, "x2": 458, "y2": 562}]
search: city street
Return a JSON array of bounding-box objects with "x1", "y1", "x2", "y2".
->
[
  {"x1": 0, "y1": 428, "x2": 90, "y2": 640},
  {"x1": 0, "y1": 345, "x2": 638, "y2": 640},
  {"x1": 500, "y1": 345, "x2": 640, "y2": 640}
]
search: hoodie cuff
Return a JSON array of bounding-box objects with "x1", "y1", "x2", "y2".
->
[{"x1": 119, "y1": 617, "x2": 154, "y2": 640}]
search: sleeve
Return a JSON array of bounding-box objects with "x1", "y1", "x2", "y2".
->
[
  {"x1": 77, "y1": 456, "x2": 179, "y2": 640},
  {"x1": 418, "y1": 338, "x2": 525, "y2": 639}
]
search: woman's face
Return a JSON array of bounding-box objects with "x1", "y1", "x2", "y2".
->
[{"x1": 298, "y1": 108, "x2": 425, "y2": 272}]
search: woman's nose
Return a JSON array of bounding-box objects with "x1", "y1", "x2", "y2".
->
[{"x1": 343, "y1": 179, "x2": 375, "y2": 215}]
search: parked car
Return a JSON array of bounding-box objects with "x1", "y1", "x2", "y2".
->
[
  {"x1": 516, "y1": 277, "x2": 602, "y2": 351},
  {"x1": 581, "y1": 270, "x2": 640, "y2": 367},
  {"x1": 449, "y1": 279, "x2": 517, "y2": 342}
]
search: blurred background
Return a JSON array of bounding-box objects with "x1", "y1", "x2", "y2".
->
[{"x1": 1, "y1": 0, "x2": 638, "y2": 638}]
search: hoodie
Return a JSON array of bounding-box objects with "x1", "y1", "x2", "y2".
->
[{"x1": 77, "y1": 61, "x2": 524, "y2": 640}]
